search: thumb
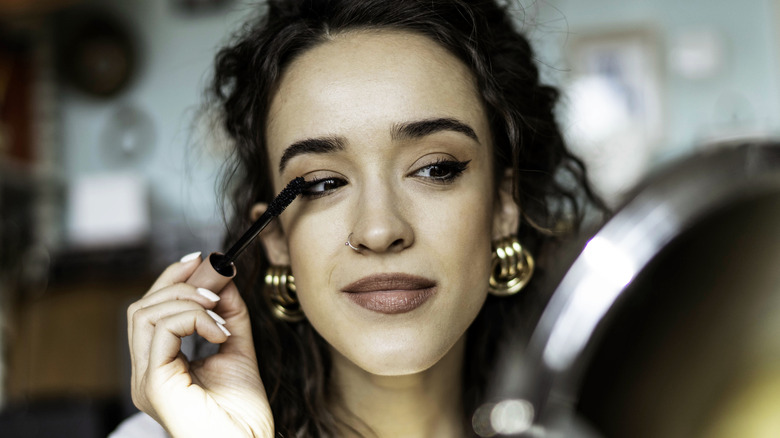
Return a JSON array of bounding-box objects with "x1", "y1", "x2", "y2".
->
[{"x1": 213, "y1": 281, "x2": 256, "y2": 356}]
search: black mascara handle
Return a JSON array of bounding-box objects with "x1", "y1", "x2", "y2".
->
[{"x1": 186, "y1": 252, "x2": 236, "y2": 293}]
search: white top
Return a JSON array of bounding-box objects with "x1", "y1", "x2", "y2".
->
[{"x1": 109, "y1": 412, "x2": 169, "y2": 438}]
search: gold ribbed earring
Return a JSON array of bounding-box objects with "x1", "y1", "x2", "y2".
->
[
  {"x1": 488, "y1": 236, "x2": 535, "y2": 296},
  {"x1": 264, "y1": 265, "x2": 305, "y2": 322}
]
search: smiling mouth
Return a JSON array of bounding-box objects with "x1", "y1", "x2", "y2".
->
[{"x1": 341, "y1": 273, "x2": 437, "y2": 314}]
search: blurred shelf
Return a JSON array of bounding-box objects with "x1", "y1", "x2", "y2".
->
[
  {"x1": 5, "y1": 280, "x2": 143, "y2": 403},
  {"x1": 0, "y1": 156, "x2": 65, "y2": 189}
]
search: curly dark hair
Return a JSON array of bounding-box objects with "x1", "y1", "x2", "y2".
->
[{"x1": 209, "y1": 0, "x2": 606, "y2": 435}]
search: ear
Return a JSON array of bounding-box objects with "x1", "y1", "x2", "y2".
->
[
  {"x1": 251, "y1": 203, "x2": 290, "y2": 266},
  {"x1": 492, "y1": 168, "x2": 520, "y2": 240}
]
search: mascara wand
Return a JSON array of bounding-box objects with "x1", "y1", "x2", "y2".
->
[{"x1": 186, "y1": 177, "x2": 306, "y2": 292}]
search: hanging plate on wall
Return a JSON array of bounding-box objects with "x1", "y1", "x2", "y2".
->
[
  {"x1": 59, "y1": 8, "x2": 137, "y2": 98},
  {"x1": 98, "y1": 104, "x2": 155, "y2": 170}
]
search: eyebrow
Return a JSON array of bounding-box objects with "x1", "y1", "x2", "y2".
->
[
  {"x1": 278, "y1": 136, "x2": 346, "y2": 173},
  {"x1": 277, "y1": 117, "x2": 479, "y2": 173},
  {"x1": 391, "y1": 117, "x2": 480, "y2": 143}
]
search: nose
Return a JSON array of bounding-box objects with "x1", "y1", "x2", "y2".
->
[{"x1": 348, "y1": 183, "x2": 414, "y2": 254}]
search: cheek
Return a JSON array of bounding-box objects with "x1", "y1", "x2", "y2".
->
[
  {"x1": 284, "y1": 213, "x2": 343, "y2": 304},
  {"x1": 422, "y1": 185, "x2": 496, "y2": 287}
]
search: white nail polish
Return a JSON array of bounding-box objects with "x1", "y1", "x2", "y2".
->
[
  {"x1": 180, "y1": 251, "x2": 202, "y2": 263},
  {"x1": 197, "y1": 288, "x2": 220, "y2": 302},
  {"x1": 206, "y1": 309, "x2": 226, "y2": 325},
  {"x1": 216, "y1": 323, "x2": 231, "y2": 337}
]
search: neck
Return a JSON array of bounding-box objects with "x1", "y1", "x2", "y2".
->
[{"x1": 330, "y1": 337, "x2": 468, "y2": 438}]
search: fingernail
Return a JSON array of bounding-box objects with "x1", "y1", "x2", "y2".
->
[
  {"x1": 197, "y1": 288, "x2": 220, "y2": 302},
  {"x1": 206, "y1": 309, "x2": 226, "y2": 325},
  {"x1": 216, "y1": 322, "x2": 231, "y2": 337},
  {"x1": 180, "y1": 251, "x2": 202, "y2": 263}
]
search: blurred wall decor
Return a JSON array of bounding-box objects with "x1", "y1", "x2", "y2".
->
[
  {"x1": 0, "y1": 0, "x2": 81, "y2": 16},
  {"x1": 564, "y1": 28, "x2": 663, "y2": 204},
  {"x1": 534, "y1": 0, "x2": 780, "y2": 204},
  {"x1": 171, "y1": 0, "x2": 236, "y2": 14},
  {"x1": 668, "y1": 28, "x2": 724, "y2": 80},
  {"x1": 57, "y1": 7, "x2": 137, "y2": 98}
]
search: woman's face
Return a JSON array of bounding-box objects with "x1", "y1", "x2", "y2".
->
[{"x1": 263, "y1": 30, "x2": 509, "y2": 375}]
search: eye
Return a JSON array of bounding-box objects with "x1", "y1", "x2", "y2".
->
[
  {"x1": 301, "y1": 177, "x2": 347, "y2": 198},
  {"x1": 411, "y1": 159, "x2": 471, "y2": 183}
]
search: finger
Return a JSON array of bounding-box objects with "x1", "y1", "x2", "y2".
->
[
  {"x1": 146, "y1": 251, "x2": 203, "y2": 296},
  {"x1": 147, "y1": 309, "x2": 229, "y2": 372},
  {"x1": 131, "y1": 299, "x2": 218, "y2": 378},
  {"x1": 212, "y1": 282, "x2": 256, "y2": 357},
  {"x1": 128, "y1": 283, "x2": 220, "y2": 363},
  {"x1": 135, "y1": 283, "x2": 221, "y2": 313},
  {"x1": 212, "y1": 281, "x2": 245, "y2": 320}
]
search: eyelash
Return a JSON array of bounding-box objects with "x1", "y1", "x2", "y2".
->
[
  {"x1": 300, "y1": 159, "x2": 471, "y2": 199},
  {"x1": 301, "y1": 177, "x2": 347, "y2": 199},
  {"x1": 412, "y1": 159, "x2": 471, "y2": 183}
]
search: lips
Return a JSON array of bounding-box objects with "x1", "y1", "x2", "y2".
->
[{"x1": 341, "y1": 273, "x2": 437, "y2": 314}]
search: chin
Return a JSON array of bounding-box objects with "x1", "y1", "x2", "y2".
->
[
  {"x1": 343, "y1": 329, "x2": 464, "y2": 377},
  {"x1": 317, "y1": 288, "x2": 486, "y2": 377},
  {"x1": 362, "y1": 352, "x2": 443, "y2": 377}
]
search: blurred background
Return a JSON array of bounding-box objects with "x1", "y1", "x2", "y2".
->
[{"x1": 0, "y1": 0, "x2": 779, "y2": 436}]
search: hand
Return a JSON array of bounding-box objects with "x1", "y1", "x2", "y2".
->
[{"x1": 127, "y1": 253, "x2": 274, "y2": 437}]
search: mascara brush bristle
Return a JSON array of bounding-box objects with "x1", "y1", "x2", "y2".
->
[
  {"x1": 267, "y1": 177, "x2": 306, "y2": 216},
  {"x1": 216, "y1": 176, "x2": 306, "y2": 270}
]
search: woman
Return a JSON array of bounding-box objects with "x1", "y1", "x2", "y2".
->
[{"x1": 122, "y1": 0, "x2": 605, "y2": 436}]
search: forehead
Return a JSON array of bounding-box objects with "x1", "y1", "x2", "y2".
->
[{"x1": 265, "y1": 29, "x2": 488, "y2": 159}]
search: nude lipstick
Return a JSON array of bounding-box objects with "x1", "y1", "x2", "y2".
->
[{"x1": 341, "y1": 273, "x2": 436, "y2": 314}]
